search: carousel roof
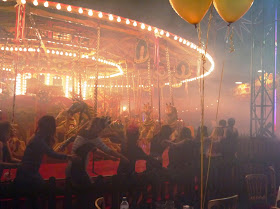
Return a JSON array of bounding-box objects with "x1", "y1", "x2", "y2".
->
[{"x1": 0, "y1": 0, "x2": 215, "y2": 86}]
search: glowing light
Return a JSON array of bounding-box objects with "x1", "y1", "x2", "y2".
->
[
  {"x1": 166, "y1": 32, "x2": 170, "y2": 37},
  {"x1": 33, "y1": 0, "x2": 38, "y2": 6},
  {"x1": 56, "y1": 3, "x2": 61, "y2": 10},
  {"x1": 78, "y1": 8, "x2": 83, "y2": 14},
  {"x1": 88, "y1": 10, "x2": 93, "y2": 16},
  {"x1": 1, "y1": 47, "x2": 4, "y2": 50},
  {"x1": 65, "y1": 52, "x2": 68, "y2": 56},
  {"x1": 160, "y1": 30, "x2": 164, "y2": 35},
  {"x1": 122, "y1": 106, "x2": 127, "y2": 111},
  {"x1": 10, "y1": 47, "x2": 13, "y2": 51},
  {"x1": 60, "y1": 51, "x2": 63, "y2": 55},
  {"x1": 154, "y1": 28, "x2": 158, "y2": 33},
  {"x1": 126, "y1": 19, "x2": 130, "y2": 24},
  {"x1": 109, "y1": 14, "x2": 113, "y2": 21},
  {"x1": 5, "y1": 47, "x2": 9, "y2": 51},
  {"x1": 46, "y1": 73, "x2": 50, "y2": 85},
  {"x1": 52, "y1": 50, "x2": 55, "y2": 54},
  {"x1": 65, "y1": 76, "x2": 69, "y2": 97},
  {"x1": 183, "y1": 40, "x2": 186, "y2": 44},
  {"x1": 98, "y1": 12, "x2": 103, "y2": 18},
  {"x1": 21, "y1": 0, "x2": 26, "y2": 4},
  {"x1": 179, "y1": 38, "x2": 183, "y2": 42},
  {"x1": 117, "y1": 17, "x2": 121, "y2": 22},
  {"x1": 67, "y1": 6, "x2": 72, "y2": 12},
  {"x1": 174, "y1": 36, "x2": 178, "y2": 40},
  {"x1": 19, "y1": 47, "x2": 22, "y2": 51},
  {"x1": 23, "y1": 48, "x2": 27, "y2": 52},
  {"x1": 141, "y1": 23, "x2": 145, "y2": 29},
  {"x1": 83, "y1": 81, "x2": 87, "y2": 100},
  {"x1": 133, "y1": 21, "x2": 137, "y2": 27},
  {"x1": 148, "y1": 26, "x2": 152, "y2": 31},
  {"x1": 235, "y1": 82, "x2": 243, "y2": 84},
  {"x1": 44, "y1": 1, "x2": 48, "y2": 7},
  {"x1": 16, "y1": 74, "x2": 22, "y2": 95},
  {"x1": 37, "y1": 48, "x2": 40, "y2": 52},
  {"x1": 47, "y1": 49, "x2": 50, "y2": 53}
]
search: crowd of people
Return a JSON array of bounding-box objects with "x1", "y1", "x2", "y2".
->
[{"x1": 0, "y1": 114, "x2": 238, "y2": 208}]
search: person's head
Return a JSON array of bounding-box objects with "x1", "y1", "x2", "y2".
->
[
  {"x1": 80, "y1": 116, "x2": 111, "y2": 139},
  {"x1": 196, "y1": 125, "x2": 208, "y2": 139},
  {"x1": 219, "y1": 120, "x2": 227, "y2": 127},
  {"x1": 126, "y1": 123, "x2": 139, "y2": 143},
  {"x1": 0, "y1": 121, "x2": 11, "y2": 143},
  {"x1": 36, "y1": 115, "x2": 56, "y2": 145},
  {"x1": 159, "y1": 125, "x2": 173, "y2": 138},
  {"x1": 228, "y1": 118, "x2": 235, "y2": 127},
  {"x1": 180, "y1": 127, "x2": 192, "y2": 139}
]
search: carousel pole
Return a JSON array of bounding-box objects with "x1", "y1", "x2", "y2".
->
[
  {"x1": 78, "y1": 34, "x2": 82, "y2": 99},
  {"x1": 12, "y1": 48, "x2": 19, "y2": 123},
  {"x1": 93, "y1": 26, "x2": 100, "y2": 117},
  {"x1": 148, "y1": 58, "x2": 153, "y2": 107},
  {"x1": 104, "y1": 74, "x2": 106, "y2": 114},
  {"x1": 125, "y1": 61, "x2": 131, "y2": 117},
  {"x1": 166, "y1": 44, "x2": 174, "y2": 105},
  {"x1": 132, "y1": 72, "x2": 136, "y2": 114},
  {"x1": 154, "y1": 36, "x2": 161, "y2": 126}
]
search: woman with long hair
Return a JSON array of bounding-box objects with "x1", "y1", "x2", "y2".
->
[{"x1": 15, "y1": 115, "x2": 73, "y2": 189}]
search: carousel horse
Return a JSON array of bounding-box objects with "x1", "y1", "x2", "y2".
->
[
  {"x1": 54, "y1": 99, "x2": 121, "y2": 154},
  {"x1": 139, "y1": 103, "x2": 156, "y2": 143},
  {"x1": 8, "y1": 124, "x2": 26, "y2": 158}
]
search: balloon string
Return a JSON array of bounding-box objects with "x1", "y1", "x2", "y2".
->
[
  {"x1": 195, "y1": 3, "x2": 214, "y2": 209},
  {"x1": 203, "y1": 16, "x2": 229, "y2": 208}
]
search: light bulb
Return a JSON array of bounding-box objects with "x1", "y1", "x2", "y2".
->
[
  {"x1": 166, "y1": 32, "x2": 170, "y2": 37},
  {"x1": 56, "y1": 3, "x2": 61, "y2": 10},
  {"x1": 160, "y1": 30, "x2": 164, "y2": 35},
  {"x1": 67, "y1": 6, "x2": 72, "y2": 12},
  {"x1": 109, "y1": 14, "x2": 113, "y2": 21},
  {"x1": 117, "y1": 17, "x2": 121, "y2": 22},
  {"x1": 88, "y1": 10, "x2": 93, "y2": 16},
  {"x1": 141, "y1": 24, "x2": 145, "y2": 29},
  {"x1": 33, "y1": 0, "x2": 38, "y2": 6},
  {"x1": 98, "y1": 12, "x2": 103, "y2": 18},
  {"x1": 21, "y1": 0, "x2": 26, "y2": 4},
  {"x1": 78, "y1": 8, "x2": 83, "y2": 14},
  {"x1": 44, "y1": 1, "x2": 48, "y2": 7},
  {"x1": 148, "y1": 26, "x2": 152, "y2": 31},
  {"x1": 133, "y1": 21, "x2": 137, "y2": 27},
  {"x1": 126, "y1": 19, "x2": 130, "y2": 24}
]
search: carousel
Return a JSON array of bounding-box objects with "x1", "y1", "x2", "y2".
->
[{"x1": 0, "y1": 0, "x2": 215, "y2": 156}]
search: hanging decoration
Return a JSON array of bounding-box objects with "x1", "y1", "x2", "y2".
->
[
  {"x1": 15, "y1": 0, "x2": 26, "y2": 41},
  {"x1": 213, "y1": 0, "x2": 254, "y2": 24},
  {"x1": 134, "y1": 39, "x2": 149, "y2": 64},
  {"x1": 169, "y1": 0, "x2": 212, "y2": 25}
]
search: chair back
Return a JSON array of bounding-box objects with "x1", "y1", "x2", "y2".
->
[
  {"x1": 245, "y1": 174, "x2": 267, "y2": 203},
  {"x1": 95, "y1": 197, "x2": 105, "y2": 209},
  {"x1": 208, "y1": 195, "x2": 238, "y2": 209}
]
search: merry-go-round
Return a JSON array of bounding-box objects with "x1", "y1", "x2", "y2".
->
[{"x1": 0, "y1": 0, "x2": 215, "y2": 160}]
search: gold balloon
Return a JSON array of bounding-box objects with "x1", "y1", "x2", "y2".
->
[
  {"x1": 169, "y1": 0, "x2": 212, "y2": 25},
  {"x1": 214, "y1": 0, "x2": 254, "y2": 23}
]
